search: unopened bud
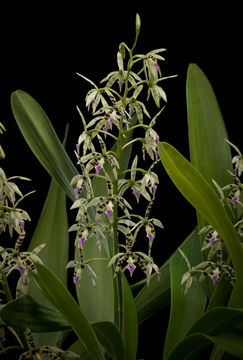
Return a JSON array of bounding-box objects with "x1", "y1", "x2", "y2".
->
[
  {"x1": 136, "y1": 13, "x2": 141, "y2": 34},
  {"x1": 119, "y1": 42, "x2": 126, "y2": 59}
]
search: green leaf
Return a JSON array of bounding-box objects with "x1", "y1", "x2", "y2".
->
[
  {"x1": 92, "y1": 321, "x2": 126, "y2": 360},
  {"x1": 188, "y1": 307, "x2": 243, "y2": 335},
  {"x1": 28, "y1": 180, "x2": 68, "y2": 285},
  {"x1": 186, "y1": 64, "x2": 233, "y2": 195},
  {"x1": 167, "y1": 307, "x2": 243, "y2": 360},
  {"x1": 122, "y1": 275, "x2": 138, "y2": 360},
  {"x1": 30, "y1": 263, "x2": 105, "y2": 360},
  {"x1": 135, "y1": 228, "x2": 198, "y2": 325},
  {"x1": 75, "y1": 244, "x2": 114, "y2": 323},
  {"x1": 26, "y1": 127, "x2": 70, "y2": 346},
  {"x1": 135, "y1": 259, "x2": 170, "y2": 324},
  {"x1": 117, "y1": 115, "x2": 137, "y2": 175},
  {"x1": 11, "y1": 90, "x2": 78, "y2": 201},
  {"x1": 68, "y1": 340, "x2": 93, "y2": 360},
  {"x1": 158, "y1": 142, "x2": 243, "y2": 307},
  {"x1": 186, "y1": 64, "x2": 236, "y2": 312},
  {"x1": 68, "y1": 321, "x2": 126, "y2": 360},
  {"x1": 163, "y1": 229, "x2": 207, "y2": 359},
  {"x1": 0, "y1": 295, "x2": 70, "y2": 332},
  {"x1": 167, "y1": 331, "x2": 243, "y2": 360}
]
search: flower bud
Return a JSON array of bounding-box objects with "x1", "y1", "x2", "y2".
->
[
  {"x1": 136, "y1": 13, "x2": 141, "y2": 34},
  {"x1": 119, "y1": 42, "x2": 126, "y2": 59}
]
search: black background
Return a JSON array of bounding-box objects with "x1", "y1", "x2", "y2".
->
[{"x1": 1, "y1": 2, "x2": 242, "y2": 359}]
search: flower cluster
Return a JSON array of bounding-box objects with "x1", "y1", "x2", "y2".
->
[
  {"x1": 0, "y1": 167, "x2": 43, "y2": 296},
  {"x1": 68, "y1": 14, "x2": 174, "y2": 286},
  {"x1": 0, "y1": 126, "x2": 46, "y2": 355},
  {"x1": 180, "y1": 140, "x2": 242, "y2": 294}
]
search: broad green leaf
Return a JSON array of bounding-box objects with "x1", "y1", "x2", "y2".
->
[
  {"x1": 2, "y1": 298, "x2": 124, "y2": 359},
  {"x1": 30, "y1": 263, "x2": 105, "y2": 360},
  {"x1": 135, "y1": 229, "x2": 197, "y2": 325},
  {"x1": 11, "y1": 90, "x2": 78, "y2": 202},
  {"x1": 186, "y1": 64, "x2": 233, "y2": 197},
  {"x1": 117, "y1": 115, "x2": 137, "y2": 176},
  {"x1": 188, "y1": 307, "x2": 243, "y2": 335},
  {"x1": 167, "y1": 307, "x2": 243, "y2": 360},
  {"x1": 158, "y1": 142, "x2": 243, "y2": 307},
  {"x1": 163, "y1": 229, "x2": 207, "y2": 359},
  {"x1": 92, "y1": 321, "x2": 126, "y2": 360},
  {"x1": 28, "y1": 180, "x2": 68, "y2": 285},
  {"x1": 27, "y1": 128, "x2": 69, "y2": 346},
  {"x1": 135, "y1": 259, "x2": 170, "y2": 324},
  {"x1": 58, "y1": 321, "x2": 125, "y2": 360},
  {"x1": 0, "y1": 295, "x2": 70, "y2": 332},
  {"x1": 186, "y1": 63, "x2": 236, "y2": 311},
  {"x1": 122, "y1": 275, "x2": 138, "y2": 360},
  {"x1": 68, "y1": 340, "x2": 93, "y2": 360},
  {"x1": 75, "y1": 244, "x2": 114, "y2": 323},
  {"x1": 167, "y1": 331, "x2": 243, "y2": 360}
]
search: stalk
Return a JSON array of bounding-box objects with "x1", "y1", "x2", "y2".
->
[
  {"x1": 112, "y1": 116, "x2": 124, "y2": 330},
  {"x1": 111, "y1": 34, "x2": 139, "y2": 329}
]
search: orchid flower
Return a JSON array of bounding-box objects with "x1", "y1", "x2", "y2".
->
[
  {"x1": 95, "y1": 157, "x2": 105, "y2": 175},
  {"x1": 105, "y1": 200, "x2": 114, "y2": 220},
  {"x1": 145, "y1": 224, "x2": 154, "y2": 244},
  {"x1": 78, "y1": 229, "x2": 89, "y2": 247},
  {"x1": 210, "y1": 267, "x2": 220, "y2": 285},
  {"x1": 126, "y1": 256, "x2": 136, "y2": 277}
]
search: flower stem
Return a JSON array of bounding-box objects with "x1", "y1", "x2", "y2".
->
[
  {"x1": 112, "y1": 117, "x2": 124, "y2": 330},
  {"x1": 122, "y1": 137, "x2": 145, "y2": 151}
]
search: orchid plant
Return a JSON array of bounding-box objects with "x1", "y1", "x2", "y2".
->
[{"x1": 1, "y1": 13, "x2": 243, "y2": 360}]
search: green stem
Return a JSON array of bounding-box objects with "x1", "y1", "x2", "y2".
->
[
  {"x1": 84, "y1": 257, "x2": 109, "y2": 264},
  {"x1": 13, "y1": 190, "x2": 36, "y2": 208},
  {"x1": 122, "y1": 137, "x2": 145, "y2": 151},
  {"x1": 118, "y1": 214, "x2": 144, "y2": 221},
  {"x1": 127, "y1": 80, "x2": 151, "y2": 93},
  {"x1": 86, "y1": 129, "x2": 118, "y2": 141},
  {"x1": 112, "y1": 117, "x2": 124, "y2": 330},
  {"x1": 0, "y1": 205, "x2": 13, "y2": 211},
  {"x1": 124, "y1": 124, "x2": 149, "y2": 133},
  {"x1": 119, "y1": 168, "x2": 146, "y2": 176},
  {"x1": 112, "y1": 40, "x2": 140, "y2": 333}
]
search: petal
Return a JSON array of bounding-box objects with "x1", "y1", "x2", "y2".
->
[
  {"x1": 232, "y1": 197, "x2": 239, "y2": 208},
  {"x1": 105, "y1": 209, "x2": 113, "y2": 220},
  {"x1": 153, "y1": 62, "x2": 160, "y2": 71},
  {"x1": 127, "y1": 263, "x2": 136, "y2": 277},
  {"x1": 209, "y1": 236, "x2": 216, "y2": 246},
  {"x1": 17, "y1": 265, "x2": 26, "y2": 276},
  {"x1": 210, "y1": 275, "x2": 219, "y2": 286},
  {"x1": 76, "y1": 143, "x2": 80, "y2": 153},
  {"x1": 19, "y1": 220, "x2": 25, "y2": 231},
  {"x1": 95, "y1": 165, "x2": 102, "y2": 175},
  {"x1": 74, "y1": 186, "x2": 80, "y2": 198},
  {"x1": 74, "y1": 275, "x2": 81, "y2": 287},
  {"x1": 79, "y1": 236, "x2": 87, "y2": 247},
  {"x1": 108, "y1": 117, "x2": 115, "y2": 130},
  {"x1": 146, "y1": 232, "x2": 154, "y2": 243},
  {"x1": 132, "y1": 189, "x2": 141, "y2": 203}
]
